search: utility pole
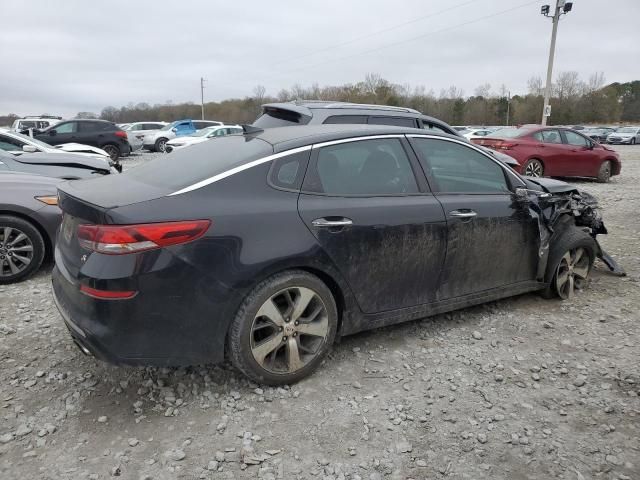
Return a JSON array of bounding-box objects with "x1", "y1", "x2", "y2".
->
[
  {"x1": 506, "y1": 90, "x2": 511, "y2": 126},
  {"x1": 200, "y1": 77, "x2": 206, "y2": 120},
  {"x1": 540, "y1": 1, "x2": 573, "y2": 126}
]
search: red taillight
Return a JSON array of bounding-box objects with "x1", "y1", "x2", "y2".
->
[
  {"x1": 80, "y1": 285, "x2": 137, "y2": 299},
  {"x1": 496, "y1": 141, "x2": 517, "y2": 150},
  {"x1": 77, "y1": 220, "x2": 211, "y2": 255},
  {"x1": 114, "y1": 130, "x2": 127, "y2": 138}
]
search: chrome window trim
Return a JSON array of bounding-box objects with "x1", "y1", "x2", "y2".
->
[
  {"x1": 168, "y1": 145, "x2": 312, "y2": 196},
  {"x1": 168, "y1": 133, "x2": 525, "y2": 196},
  {"x1": 168, "y1": 135, "x2": 404, "y2": 196}
]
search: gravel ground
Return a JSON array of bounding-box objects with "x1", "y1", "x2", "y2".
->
[{"x1": 0, "y1": 147, "x2": 638, "y2": 480}]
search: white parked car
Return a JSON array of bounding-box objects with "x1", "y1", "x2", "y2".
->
[
  {"x1": 463, "y1": 128, "x2": 494, "y2": 140},
  {"x1": 143, "y1": 120, "x2": 223, "y2": 152},
  {"x1": 123, "y1": 122, "x2": 168, "y2": 142},
  {"x1": 164, "y1": 125, "x2": 243, "y2": 153},
  {"x1": 0, "y1": 129, "x2": 110, "y2": 161},
  {"x1": 11, "y1": 116, "x2": 63, "y2": 132},
  {"x1": 607, "y1": 126, "x2": 640, "y2": 145}
]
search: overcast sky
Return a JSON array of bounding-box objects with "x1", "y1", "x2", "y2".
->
[{"x1": 1, "y1": 0, "x2": 638, "y2": 117}]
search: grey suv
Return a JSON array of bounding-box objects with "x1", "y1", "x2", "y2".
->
[
  {"x1": 254, "y1": 101, "x2": 457, "y2": 135},
  {"x1": 254, "y1": 101, "x2": 520, "y2": 169}
]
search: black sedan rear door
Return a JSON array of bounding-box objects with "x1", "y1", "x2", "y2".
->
[{"x1": 297, "y1": 136, "x2": 447, "y2": 314}]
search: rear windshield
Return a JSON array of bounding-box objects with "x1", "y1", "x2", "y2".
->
[
  {"x1": 489, "y1": 127, "x2": 532, "y2": 138},
  {"x1": 253, "y1": 108, "x2": 310, "y2": 128},
  {"x1": 125, "y1": 135, "x2": 273, "y2": 190}
]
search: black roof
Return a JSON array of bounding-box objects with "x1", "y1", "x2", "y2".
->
[{"x1": 247, "y1": 124, "x2": 460, "y2": 153}]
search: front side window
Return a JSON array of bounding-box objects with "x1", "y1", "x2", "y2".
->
[
  {"x1": 533, "y1": 129, "x2": 562, "y2": 144},
  {"x1": 412, "y1": 138, "x2": 509, "y2": 194},
  {"x1": 53, "y1": 122, "x2": 77, "y2": 134},
  {"x1": 563, "y1": 130, "x2": 589, "y2": 147},
  {"x1": 304, "y1": 138, "x2": 418, "y2": 195},
  {"x1": 0, "y1": 134, "x2": 25, "y2": 151}
]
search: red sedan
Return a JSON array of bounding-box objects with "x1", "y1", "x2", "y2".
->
[{"x1": 472, "y1": 126, "x2": 621, "y2": 182}]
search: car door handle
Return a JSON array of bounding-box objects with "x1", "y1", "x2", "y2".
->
[
  {"x1": 311, "y1": 217, "x2": 353, "y2": 227},
  {"x1": 449, "y1": 210, "x2": 477, "y2": 218}
]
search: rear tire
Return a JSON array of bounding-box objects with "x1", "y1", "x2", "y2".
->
[
  {"x1": 523, "y1": 158, "x2": 544, "y2": 177},
  {"x1": 0, "y1": 215, "x2": 46, "y2": 285},
  {"x1": 102, "y1": 144, "x2": 120, "y2": 161},
  {"x1": 596, "y1": 160, "x2": 612, "y2": 183},
  {"x1": 227, "y1": 270, "x2": 338, "y2": 385},
  {"x1": 541, "y1": 226, "x2": 596, "y2": 300}
]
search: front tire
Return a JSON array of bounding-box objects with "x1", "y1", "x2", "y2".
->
[
  {"x1": 542, "y1": 226, "x2": 596, "y2": 300},
  {"x1": 523, "y1": 158, "x2": 544, "y2": 177},
  {"x1": 228, "y1": 270, "x2": 338, "y2": 385},
  {"x1": 631, "y1": 138, "x2": 636, "y2": 145},
  {"x1": 596, "y1": 160, "x2": 612, "y2": 183},
  {"x1": 0, "y1": 215, "x2": 46, "y2": 284},
  {"x1": 155, "y1": 138, "x2": 168, "y2": 153}
]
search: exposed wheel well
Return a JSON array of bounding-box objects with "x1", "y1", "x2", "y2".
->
[
  {"x1": 296, "y1": 266, "x2": 346, "y2": 335},
  {"x1": 604, "y1": 157, "x2": 620, "y2": 175},
  {"x1": 0, "y1": 210, "x2": 53, "y2": 262}
]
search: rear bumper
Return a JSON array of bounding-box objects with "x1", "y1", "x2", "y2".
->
[{"x1": 51, "y1": 244, "x2": 236, "y2": 367}]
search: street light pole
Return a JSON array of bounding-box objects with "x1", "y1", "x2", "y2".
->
[
  {"x1": 200, "y1": 77, "x2": 206, "y2": 120},
  {"x1": 540, "y1": 1, "x2": 573, "y2": 126}
]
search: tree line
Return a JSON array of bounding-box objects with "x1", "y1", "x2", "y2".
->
[{"x1": 2, "y1": 73, "x2": 639, "y2": 128}]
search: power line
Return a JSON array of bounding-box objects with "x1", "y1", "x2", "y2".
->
[
  {"x1": 271, "y1": 0, "x2": 482, "y2": 66},
  {"x1": 267, "y1": 0, "x2": 540, "y2": 79}
]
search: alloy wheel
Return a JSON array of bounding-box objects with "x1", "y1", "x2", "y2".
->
[
  {"x1": 250, "y1": 286, "x2": 329, "y2": 374},
  {"x1": 555, "y1": 247, "x2": 590, "y2": 300},
  {"x1": 525, "y1": 160, "x2": 543, "y2": 177},
  {"x1": 0, "y1": 226, "x2": 34, "y2": 278},
  {"x1": 157, "y1": 139, "x2": 167, "y2": 152},
  {"x1": 103, "y1": 145, "x2": 119, "y2": 161}
]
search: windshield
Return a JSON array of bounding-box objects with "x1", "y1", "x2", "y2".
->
[
  {"x1": 618, "y1": 127, "x2": 637, "y2": 133},
  {"x1": 8, "y1": 131, "x2": 53, "y2": 150},
  {"x1": 190, "y1": 128, "x2": 215, "y2": 137},
  {"x1": 160, "y1": 123, "x2": 174, "y2": 131},
  {"x1": 489, "y1": 127, "x2": 533, "y2": 138}
]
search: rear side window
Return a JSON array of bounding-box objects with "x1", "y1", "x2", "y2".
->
[
  {"x1": 144, "y1": 123, "x2": 163, "y2": 130},
  {"x1": 253, "y1": 108, "x2": 309, "y2": 128},
  {"x1": 368, "y1": 116, "x2": 417, "y2": 128},
  {"x1": 412, "y1": 138, "x2": 509, "y2": 194},
  {"x1": 323, "y1": 115, "x2": 367, "y2": 125},
  {"x1": 79, "y1": 122, "x2": 99, "y2": 132},
  {"x1": 533, "y1": 129, "x2": 562, "y2": 144},
  {"x1": 268, "y1": 150, "x2": 310, "y2": 191},
  {"x1": 304, "y1": 138, "x2": 418, "y2": 196}
]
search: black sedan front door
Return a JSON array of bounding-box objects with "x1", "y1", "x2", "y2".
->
[
  {"x1": 298, "y1": 137, "x2": 448, "y2": 314},
  {"x1": 409, "y1": 136, "x2": 539, "y2": 299}
]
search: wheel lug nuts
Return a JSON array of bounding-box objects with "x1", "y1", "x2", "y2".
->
[{"x1": 282, "y1": 336, "x2": 288, "y2": 341}]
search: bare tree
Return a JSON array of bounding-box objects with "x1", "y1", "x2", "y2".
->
[
  {"x1": 527, "y1": 76, "x2": 544, "y2": 96},
  {"x1": 587, "y1": 72, "x2": 606, "y2": 93},
  {"x1": 474, "y1": 83, "x2": 491, "y2": 98}
]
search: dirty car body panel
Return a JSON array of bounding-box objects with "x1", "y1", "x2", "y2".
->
[{"x1": 51, "y1": 125, "x2": 621, "y2": 367}]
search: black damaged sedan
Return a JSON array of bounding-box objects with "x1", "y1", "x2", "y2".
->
[{"x1": 52, "y1": 125, "x2": 621, "y2": 384}]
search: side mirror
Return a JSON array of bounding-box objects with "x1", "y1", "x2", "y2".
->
[
  {"x1": 514, "y1": 187, "x2": 529, "y2": 202},
  {"x1": 49, "y1": 130, "x2": 56, "y2": 136},
  {"x1": 171, "y1": 128, "x2": 177, "y2": 133},
  {"x1": 22, "y1": 145, "x2": 37, "y2": 153}
]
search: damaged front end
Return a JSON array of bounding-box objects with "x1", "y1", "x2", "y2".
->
[{"x1": 522, "y1": 177, "x2": 625, "y2": 278}]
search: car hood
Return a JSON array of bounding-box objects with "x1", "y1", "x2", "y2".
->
[
  {"x1": 609, "y1": 132, "x2": 632, "y2": 137},
  {"x1": 523, "y1": 176, "x2": 578, "y2": 194},
  {"x1": 54, "y1": 143, "x2": 110, "y2": 158},
  {"x1": 13, "y1": 152, "x2": 111, "y2": 171}
]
